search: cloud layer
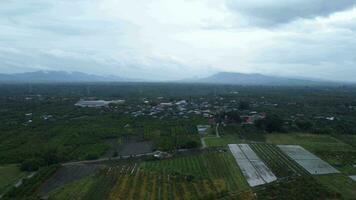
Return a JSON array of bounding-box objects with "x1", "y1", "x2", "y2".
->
[{"x1": 0, "y1": 0, "x2": 356, "y2": 81}]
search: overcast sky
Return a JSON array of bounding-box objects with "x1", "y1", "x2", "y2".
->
[{"x1": 1, "y1": 0, "x2": 356, "y2": 81}]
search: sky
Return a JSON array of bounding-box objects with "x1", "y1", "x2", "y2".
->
[{"x1": 1, "y1": 0, "x2": 356, "y2": 81}]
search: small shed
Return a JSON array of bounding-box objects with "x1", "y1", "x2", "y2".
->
[{"x1": 197, "y1": 125, "x2": 211, "y2": 135}]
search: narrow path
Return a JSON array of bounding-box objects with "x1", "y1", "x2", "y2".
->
[
  {"x1": 62, "y1": 152, "x2": 155, "y2": 166},
  {"x1": 216, "y1": 123, "x2": 220, "y2": 138},
  {"x1": 201, "y1": 138, "x2": 207, "y2": 149}
]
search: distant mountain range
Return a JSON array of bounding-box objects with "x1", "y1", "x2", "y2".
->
[
  {"x1": 0, "y1": 71, "x2": 126, "y2": 83},
  {"x1": 0, "y1": 70, "x2": 346, "y2": 86},
  {"x1": 188, "y1": 72, "x2": 339, "y2": 86}
]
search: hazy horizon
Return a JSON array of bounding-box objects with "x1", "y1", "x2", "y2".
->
[{"x1": 1, "y1": 0, "x2": 356, "y2": 81}]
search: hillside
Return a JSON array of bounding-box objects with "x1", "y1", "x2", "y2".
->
[
  {"x1": 191, "y1": 72, "x2": 336, "y2": 86},
  {"x1": 0, "y1": 71, "x2": 125, "y2": 83}
]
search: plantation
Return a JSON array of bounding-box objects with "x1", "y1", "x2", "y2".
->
[
  {"x1": 47, "y1": 160, "x2": 252, "y2": 200},
  {"x1": 140, "y1": 151, "x2": 249, "y2": 192}
]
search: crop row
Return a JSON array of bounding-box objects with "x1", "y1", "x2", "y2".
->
[
  {"x1": 140, "y1": 152, "x2": 249, "y2": 192},
  {"x1": 249, "y1": 143, "x2": 308, "y2": 178},
  {"x1": 78, "y1": 152, "x2": 250, "y2": 199},
  {"x1": 84, "y1": 166, "x2": 227, "y2": 200}
]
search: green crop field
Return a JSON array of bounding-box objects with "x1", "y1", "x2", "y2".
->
[
  {"x1": 141, "y1": 152, "x2": 250, "y2": 192},
  {"x1": 47, "y1": 160, "x2": 253, "y2": 200},
  {"x1": 0, "y1": 164, "x2": 27, "y2": 193},
  {"x1": 315, "y1": 174, "x2": 356, "y2": 200},
  {"x1": 265, "y1": 133, "x2": 353, "y2": 152},
  {"x1": 249, "y1": 143, "x2": 308, "y2": 178},
  {"x1": 334, "y1": 134, "x2": 356, "y2": 148},
  {"x1": 49, "y1": 175, "x2": 97, "y2": 200},
  {"x1": 204, "y1": 135, "x2": 241, "y2": 147},
  {"x1": 265, "y1": 133, "x2": 356, "y2": 173}
]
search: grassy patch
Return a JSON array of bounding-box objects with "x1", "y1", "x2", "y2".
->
[
  {"x1": 48, "y1": 175, "x2": 97, "y2": 200},
  {"x1": 315, "y1": 174, "x2": 356, "y2": 200},
  {"x1": 256, "y1": 176, "x2": 342, "y2": 200},
  {"x1": 204, "y1": 135, "x2": 241, "y2": 147},
  {"x1": 0, "y1": 164, "x2": 27, "y2": 193},
  {"x1": 334, "y1": 134, "x2": 356, "y2": 148},
  {"x1": 266, "y1": 133, "x2": 354, "y2": 152}
]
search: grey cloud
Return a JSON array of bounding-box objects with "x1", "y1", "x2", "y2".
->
[{"x1": 227, "y1": 0, "x2": 356, "y2": 26}]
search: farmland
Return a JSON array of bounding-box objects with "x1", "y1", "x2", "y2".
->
[
  {"x1": 249, "y1": 143, "x2": 308, "y2": 178},
  {"x1": 0, "y1": 164, "x2": 27, "y2": 194},
  {"x1": 47, "y1": 158, "x2": 253, "y2": 200},
  {"x1": 140, "y1": 151, "x2": 250, "y2": 192},
  {"x1": 228, "y1": 144, "x2": 276, "y2": 187},
  {"x1": 0, "y1": 84, "x2": 356, "y2": 199},
  {"x1": 265, "y1": 133, "x2": 354, "y2": 152},
  {"x1": 278, "y1": 145, "x2": 340, "y2": 175},
  {"x1": 204, "y1": 135, "x2": 241, "y2": 147},
  {"x1": 316, "y1": 174, "x2": 356, "y2": 200}
]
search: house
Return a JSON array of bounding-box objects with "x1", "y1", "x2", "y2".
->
[
  {"x1": 160, "y1": 102, "x2": 173, "y2": 107},
  {"x1": 197, "y1": 125, "x2": 211, "y2": 135},
  {"x1": 75, "y1": 100, "x2": 110, "y2": 107},
  {"x1": 176, "y1": 100, "x2": 187, "y2": 106},
  {"x1": 75, "y1": 99, "x2": 125, "y2": 108},
  {"x1": 241, "y1": 113, "x2": 266, "y2": 125}
]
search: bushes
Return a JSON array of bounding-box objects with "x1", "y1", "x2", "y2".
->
[
  {"x1": 4, "y1": 164, "x2": 60, "y2": 199},
  {"x1": 20, "y1": 158, "x2": 45, "y2": 172},
  {"x1": 256, "y1": 115, "x2": 284, "y2": 133}
]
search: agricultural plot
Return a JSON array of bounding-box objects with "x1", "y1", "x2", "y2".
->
[
  {"x1": 228, "y1": 144, "x2": 277, "y2": 187},
  {"x1": 48, "y1": 162, "x2": 251, "y2": 200},
  {"x1": 266, "y1": 133, "x2": 354, "y2": 152},
  {"x1": 249, "y1": 143, "x2": 308, "y2": 178},
  {"x1": 278, "y1": 145, "x2": 340, "y2": 175},
  {"x1": 38, "y1": 164, "x2": 103, "y2": 195},
  {"x1": 140, "y1": 152, "x2": 250, "y2": 192},
  {"x1": 0, "y1": 164, "x2": 27, "y2": 194},
  {"x1": 315, "y1": 174, "x2": 356, "y2": 200},
  {"x1": 204, "y1": 135, "x2": 241, "y2": 147}
]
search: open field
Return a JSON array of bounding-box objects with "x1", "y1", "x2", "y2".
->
[
  {"x1": 315, "y1": 174, "x2": 356, "y2": 200},
  {"x1": 334, "y1": 135, "x2": 356, "y2": 148},
  {"x1": 228, "y1": 144, "x2": 276, "y2": 187},
  {"x1": 204, "y1": 135, "x2": 241, "y2": 147},
  {"x1": 38, "y1": 164, "x2": 103, "y2": 195},
  {"x1": 255, "y1": 176, "x2": 342, "y2": 200},
  {"x1": 266, "y1": 133, "x2": 354, "y2": 152},
  {"x1": 278, "y1": 145, "x2": 339, "y2": 175},
  {"x1": 0, "y1": 164, "x2": 27, "y2": 193},
  {"x1": 48, "y1": 175, "x2": 97, "y2": 200}
]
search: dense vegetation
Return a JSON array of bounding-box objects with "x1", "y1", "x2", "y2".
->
[{"x1": 0, "y1": 83, "x2": 355, "y2": 199}]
